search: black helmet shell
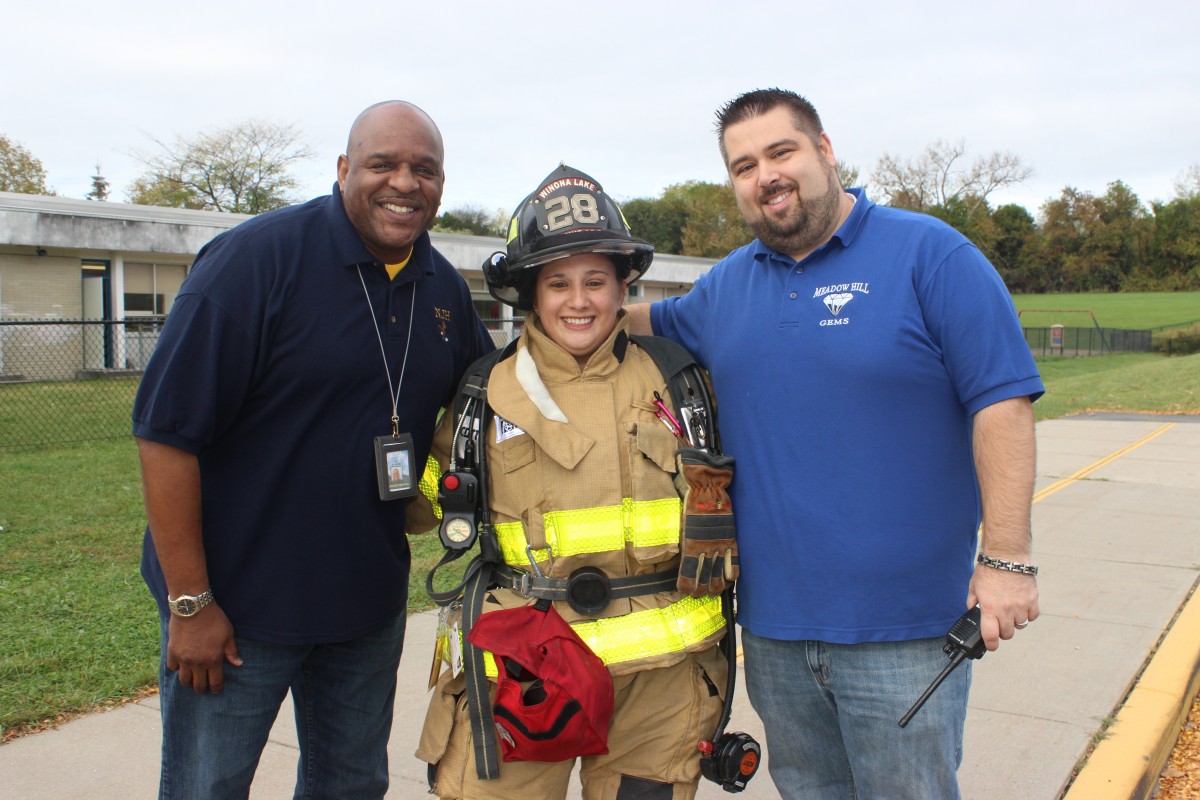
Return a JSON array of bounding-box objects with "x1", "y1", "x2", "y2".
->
[{"x1": 484, "y1": 164, "x2": 653, "y2": 310}]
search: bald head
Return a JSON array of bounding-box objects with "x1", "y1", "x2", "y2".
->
[
  {"x1": 345, "y1": 101, "x2": 443, "y2": 158},
  {"x1": 337, "y1": 100, "x2": 446, "y2": 264}
]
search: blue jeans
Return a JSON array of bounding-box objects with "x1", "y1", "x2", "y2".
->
[
  {"x1": 742, "y1": 631, "x2": 969, "y2": 800},
  {"x1": 156, "y1": 609, "x2": 407, "y2": 800}
]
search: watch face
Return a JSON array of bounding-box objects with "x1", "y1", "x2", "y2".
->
[
  {"x1": 444, "y1": 518, "x2": 473, "y2": 544},
  {"x1": 175, "y1": 598, "x2": 197, "y2": 616}
]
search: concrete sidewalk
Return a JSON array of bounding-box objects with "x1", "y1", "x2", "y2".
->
[{"x1": 2, "y1": 416, "x2": 1198, "y2": 799}]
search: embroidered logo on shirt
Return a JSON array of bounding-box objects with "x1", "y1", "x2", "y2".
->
[
  {"x1": 812, "y1": 282, "x2": 870, "y2": 327},
  {"x1": 495, "y1": 416, "x2": 526, "y2": 443},
  {"x1": 434, "y1": 307, "x2": 451, "y2": 342},
  {"x1": 823, "y1": 293, "x2": 854, "y2": 316}
]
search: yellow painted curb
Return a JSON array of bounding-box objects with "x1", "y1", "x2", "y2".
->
[{"x1": 1062, "y1": 583, "x2": 1200, "y2": 800}]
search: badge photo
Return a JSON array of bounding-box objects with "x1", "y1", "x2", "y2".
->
[{"x1": 374, "y1": 433, "x2": 418, "y2": 501}]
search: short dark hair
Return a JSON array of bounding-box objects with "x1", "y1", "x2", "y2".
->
[{"x1": 715, "y1": 88, "x2": 824, "y2": 162}]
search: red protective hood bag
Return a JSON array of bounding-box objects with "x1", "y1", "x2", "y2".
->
[{"x1": 466, "y1": 603, "x2": 615, "y2": 763}]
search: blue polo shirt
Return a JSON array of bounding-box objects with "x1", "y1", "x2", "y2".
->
[
  {"x1": 134, "y1": 185, "x2": 494, "y2": 643},
  {"x1": 653, "y1": 190, "x2": 1043, "y2": 643}
]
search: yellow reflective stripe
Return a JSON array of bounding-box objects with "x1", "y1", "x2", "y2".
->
[
  {"x1": 419, "y1": 456, "x2": 442, "y2": 520},
  {"x1": 441, "y1": 630, "x2": 499, "y2": 677},
  {"x1": 446, "y1": 598, "x2": 722, "y2": 678},
  {"x1": 572, "y1": 595, "x2": 725, "y2": 666},
  {"x1": 494, "y1": 499, "x2": 681, "y2": 567},
  {"x1": 626, "y1": 497, "x2": 680, "y2": 548},
  {"x1": 495, "y1": 521, "x2": 551, "y2": 567},
  {"x1": 541, "y1": 499, "x2": 682, "y2": 558},
  {"x1": 544, "y1": 506, "x2": 625, "y2": 557}
]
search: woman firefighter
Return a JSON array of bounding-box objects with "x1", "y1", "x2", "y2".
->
[{"x1": 407, "y1": 164, "x2": 744, "y2": 800}]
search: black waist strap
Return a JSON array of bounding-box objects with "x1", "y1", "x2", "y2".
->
[{"x1": 492, "y1": 564, "x2": 678, "y2": 602}]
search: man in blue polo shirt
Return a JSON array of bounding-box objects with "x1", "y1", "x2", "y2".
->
[
  {"x1": 627, "y1": 89, "x2": 1043, "y2": 799},
  {"x1": 133, "y1": 100, "x2": 494, "y2": 799}
]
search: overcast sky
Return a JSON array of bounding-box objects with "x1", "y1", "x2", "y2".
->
[{"x1": 6, "y1": 1, "x2": 1197, "y2": 222}]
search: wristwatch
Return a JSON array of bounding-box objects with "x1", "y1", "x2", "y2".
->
[{"x1": 168, "y1": 589, "x2": 214, "y2": 618}]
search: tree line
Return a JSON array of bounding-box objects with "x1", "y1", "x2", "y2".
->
[
  {"x1": 620, "y1": 143, "x2": 1200, "y2": 294},
  {"x1": 3, "y1": 128, "x2": 1197, "y2": 293}
]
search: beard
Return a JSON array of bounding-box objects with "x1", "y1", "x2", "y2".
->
[{"x1": 747, "y1": 163, "x2": 845, "y2": 258}]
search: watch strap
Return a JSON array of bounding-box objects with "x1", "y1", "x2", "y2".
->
[{"x1": 168, "y1": 588, "x2": 214, "y2": 617}]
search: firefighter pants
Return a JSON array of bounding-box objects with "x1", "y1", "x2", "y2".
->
[{"x1": 418, "y1": 645, "x2": 727, "y2": 800}]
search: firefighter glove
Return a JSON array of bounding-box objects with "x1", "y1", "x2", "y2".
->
[{"x1": 673, "y1": 447, "x2": 738, "y2": 596}]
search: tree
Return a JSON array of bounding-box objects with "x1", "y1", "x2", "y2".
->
[
  {"x1": 127, "y1": 174, "x2": 206, "y2": 209},
  {"x1": 619, "y1": 183, "x2": 750, "y2": 258},
  {"x1": 86, "y1": 162, "x2": 110, "y2": 201},
  {"x1": 432, "y1": 205, "x2": 506, "y2": 237},
  {"x1": 870, "y1": 139, "x2": 1032, "y2": 217},
  {"x1": 670, "y1": 181, "x2": 751, "y2": 258},
  {"x1": 990, "y1": 204, "x2": 1039, "y2": 292},
  {"x1": 1146, "y1": 196, "x2": 1200, "y2": 289},
  {"x1": 836, "y1": 161, "x2": 861, "y2": 190},
  {"x1": 1174, "y1": 164, "x2": 1200, "y2": 200},
  {"x1": 128, "y1": 120, "x2": 314, "y2": 213},
  {"x1": 0, "y1": 134, "x2": 54, "y2": 195},
  {"x1": 1038, "y1": 181, "x2": 1150, "y2": 292},
  {"x1": 924, "y1": 193, "x2": 999, "y2": 254},
  {"x1": 622, "y1": 195, "x2": 688, "y2": 254}
]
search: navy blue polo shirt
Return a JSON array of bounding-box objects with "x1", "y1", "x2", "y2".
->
[{"x1": 134, "y1": 185, "x2": 494, "y2": 643}]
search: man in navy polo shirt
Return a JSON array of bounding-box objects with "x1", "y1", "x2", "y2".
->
[
  {"x1": 627, "y1": 88, "x2": 1043, "y2": 799},
  {"x1": 133, "y1": 100, "x2": 494, "y2": 799}
]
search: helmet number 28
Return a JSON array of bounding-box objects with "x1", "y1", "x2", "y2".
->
[{"x1": 544, "y1": 194, "x2": 601, "y2": 232}]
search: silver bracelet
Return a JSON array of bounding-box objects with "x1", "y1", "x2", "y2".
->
[{"x1": 977, "y1": 553, "x2": 1039, "y2": 576}]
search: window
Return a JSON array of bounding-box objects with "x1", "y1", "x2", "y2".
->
[
  {"x1": 124, "y1": 293, "x2": 163, "y2": 313},
  {"x1": 124, "y1": 262, "x2": 188, "y2": 315}
]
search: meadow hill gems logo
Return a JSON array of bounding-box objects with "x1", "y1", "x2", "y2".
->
[
  {"x1": 823, "y1": 293, "x2": 854, "y2": 316},
  {"x1": 813, "y1": 282, "x2": 869, "y2": 327}
]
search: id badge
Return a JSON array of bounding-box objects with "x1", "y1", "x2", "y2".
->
[{"x1": 374, "y1": 433, "x2": 418, "y2": 501}]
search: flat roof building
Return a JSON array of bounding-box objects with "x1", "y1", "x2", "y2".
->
[{"x1": 0, "y1": 191, "x2": 714, "y2": 380}]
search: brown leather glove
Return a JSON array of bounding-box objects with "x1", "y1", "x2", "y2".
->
[{"x1": 673, "y1": 447, "x2": 738, "y2": 596}]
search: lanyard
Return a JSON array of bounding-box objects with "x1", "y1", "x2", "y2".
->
[{"x1": 357, "y1": 265, "x2": 416, "y2": 437}]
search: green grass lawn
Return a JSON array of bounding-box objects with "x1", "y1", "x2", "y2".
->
[
  {"x1": 0, "y1": 436, "x2": 472, "y2": 738},
  {"x1": 1032, "y1": 352, "x2": 1200, "y2": 420},
  {"x1": 1015, "y1": 291, "x2": 1200, "y2": 330},
  {"x1": 0, "y1": 440, "x2": 159, "y2": 738},
  {"x1": 3, "y1": 341, "x2": 1199, "y2": 739}
]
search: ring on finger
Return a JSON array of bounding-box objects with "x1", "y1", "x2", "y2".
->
[{"x1": 1015, "y1": 621, "x2": 1029, "y2": 630}]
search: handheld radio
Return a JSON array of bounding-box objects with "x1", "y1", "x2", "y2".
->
[{"x1": 898, "y1": 606, "x2": 986, "y2": 728}]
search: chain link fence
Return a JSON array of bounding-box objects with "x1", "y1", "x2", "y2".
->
[
  {"x1": 1, "y1": 319, "x2": 162, "y2": 450},
  {"x1": 1022, "y1": 325, "x2": 1151, "y2": 356},
  {"x1": 7, "y1": 317, "x2": 1193, "y2": 450},
  {"x1": 1023, "y1": 325, "x2": 1200, "y2": 357},
  {"x1": 0, "y1": 318, "x2": 523, "y2": 450},
  {"x1": 1152, "y1": 330, "x2": 1200, "y2": 356}
]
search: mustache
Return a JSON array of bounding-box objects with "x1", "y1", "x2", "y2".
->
[{"x1": 757, "y1": 182, "x2": 797, "y2": 205}]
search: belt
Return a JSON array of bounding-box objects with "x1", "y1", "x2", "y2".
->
[{"x1": 492, "y1": 564, "x2": 679, "y2": 615}]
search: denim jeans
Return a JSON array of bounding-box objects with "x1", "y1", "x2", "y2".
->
[
  {"x1": 156, "y1": 608, "x2": 407, "y2": 800},
  {"x1": 742, "y1": 631, "x2": 969, "y2": 800}
]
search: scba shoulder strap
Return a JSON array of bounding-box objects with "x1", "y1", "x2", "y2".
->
[
  {"x1": 629, "y1": 334, "x2": 722, "y2": 455},
  {"x1": 423, "y1": 338, "x2": 519, "y2": 608}
]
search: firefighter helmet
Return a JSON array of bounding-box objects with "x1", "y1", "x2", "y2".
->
[{"x1": 484, "y1": 164, "x2": 654, "y2": 310}]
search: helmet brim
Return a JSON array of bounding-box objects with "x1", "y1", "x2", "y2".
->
[
  {"x1": 486, "y1": 238, "x2": 654, "y2": 312},
  {"x1": 521, "y1": 236, "x2": 653, "y2": 283}
]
